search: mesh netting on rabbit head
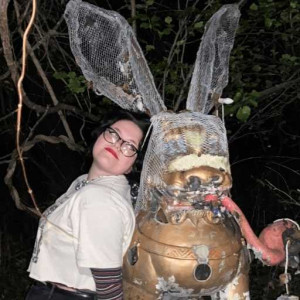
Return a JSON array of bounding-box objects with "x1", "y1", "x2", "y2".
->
[
  {"x1": 64, "y1": 1, "x2": 240, "y2": 213},
  {"x1": 135, "y1": 111, "x2": 231, "y2": 212}
]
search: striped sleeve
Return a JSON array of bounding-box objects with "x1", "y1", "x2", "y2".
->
[{"x1": 91, "y1": 267, "x2": 123, "y2": 300}]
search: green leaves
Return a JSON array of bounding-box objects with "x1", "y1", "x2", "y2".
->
[
  {"x1": 146, "y1": 0, "x2": 154, "y2": 6},
  {"x1": 53, "y1": 71, "x2": 67, "y2": 80},
  {"x1": 164, "y1": 16, "x2": 172, "y2": 24},
  {"x1": 194, "y1": 21, "x2": 204, "y2": 29},
  {"x1": 290, "y1": 1, "x2": 297, "y2": 9},
  {"x1": 280, "y1": 54, "x2": 299, "y2": 64},
  {"x1": 252, "y1": 65, "x2": 262, "y2": 72},
  {"x1": 158, "y1": 27, "x2": 172, "y2": 38},
  {"x1": 264, "y1": 17, "x2": 273, "y2": 28},
  {"x1": 225, "y1": 89, "x2": 260, "y2": 122},
  {"x1": 53, "y1": 71, "x2": 86, "y2": 94},
  {"x1": 131, "y1": 0, "x2": 300, "y2": 125},
  {"x1": 236, "y1": 106, "x2": 251, "y2": 122},
  {"x1": 250, "y1": 3, "x2": 258, "y2": 11},
  {"x1": 146, "y1": 45, "x2": 155, "y2": 52},
  {"x1": 140, "y1": 22, "x2": 150, "y2": 29}
]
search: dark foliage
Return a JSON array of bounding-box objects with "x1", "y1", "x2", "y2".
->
[{"x1": 0, "y1": 0, "x2": 299, "y2": 299}]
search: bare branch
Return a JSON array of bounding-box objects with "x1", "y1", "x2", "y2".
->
[
  {"x1": 0, "y1": 0, "x2": 19, "y2": 85},
  {"x1": 265, "y1": 180, "x2": 300, "y2": 207},
  {"x1": 174, "y1": 64, "x2": 194, "y2": 111},
  {"x1": 0, "y1": 70, "x2": 11, "y2": 81},
  {"x1": 131, "y1": 0, "x2": 136, "y2": 36},
  {"x1": 229, "y1": 84, "x2": 299, "y2": 143},
  {"x1": 25, "y1": 107, "x2": 49, "y2": 142},
  {"x1": 0, "y1": 1, "x2": 99, "y2": 123},
  {"x1": 257, "y1": 77, "x2": 300, "y2": 101},
  {"x1": 22, "y1": 94, "x2": 100, "y2": 121},
  {"x1": 0, "y1": 109, "x2": 18, "y2": 122},
  {"x1": 4, "y1": 134, "x2": 85, "y2": 211},
  {"x1": 158, "y1": 0, "x2": 201, "y2": 100},
  {"x1": 14, "y1": 0, "x2": 75, "y2": 143}
]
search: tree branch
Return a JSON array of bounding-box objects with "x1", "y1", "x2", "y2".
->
[
  {"x1": 0, "y1": 0, "x2": 19, "y2": 85},
  {"x1": 131, "y1": 0, "x2": 136, "y2": 36},
  {"x1": 229, "y1": 79, "x2": 300, "y2": 143},
  {"x1": 174, "y1": 64, "x2": 194, "y2": 111},
  {"x1": 4, "y1": 134, "x2": 85, "y2": 211},
  {"x1": 0, "y1": 70, "x2": 11, "y2": 81},
  {"x1": 257, "y1": 77, "x2": 300, "y2": 101},
  {"x1": 14, "y1": 0, "x2": 75, "y2": 143},
  {"x1": 0, "y1": 109, "x2": 18, "y2": 123},
  {"x1": 0, "y1": 0, "x2": 100, "y2": 123}
]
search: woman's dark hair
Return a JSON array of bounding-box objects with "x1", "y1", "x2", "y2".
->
[
  {"x1": 90, "y1": 109, "x2": 150, "y2": 205},
  {"x1": 90, "y1": 109, "x2": 151, "y2": 197},
  {"x1": 91, "y1": 110, "x2": 150, "y2": 147}
]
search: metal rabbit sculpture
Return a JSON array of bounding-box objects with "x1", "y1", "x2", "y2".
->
[{"x1": 64, "y1": 1, "x2": 300, "y2": 299}]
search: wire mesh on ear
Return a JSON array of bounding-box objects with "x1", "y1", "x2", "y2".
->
[
  {"x1": 64, "y1": 0, "x2": 166, "y2": 116},
  {"x1": 186, "y1": 4, "x2": 240, "y2": 114}
]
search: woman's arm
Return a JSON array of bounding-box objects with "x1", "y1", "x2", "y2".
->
[{"x1": 91, "y1": 267, "x2": 123, "y2": 300}]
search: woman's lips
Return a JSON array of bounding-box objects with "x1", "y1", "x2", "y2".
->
[{"x1": 105, "y1": 147, "x2": 119, "y2": 159}]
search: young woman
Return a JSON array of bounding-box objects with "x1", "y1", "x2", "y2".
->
[{"x1": 25, "y1": 110, "x2": 149, "y2": 300}]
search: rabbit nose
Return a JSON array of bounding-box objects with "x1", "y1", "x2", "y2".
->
[
  {"x1": 163, "y1": 167, "x2": 232, "y2": 191},
  {"x1": 184, "y1": 167, "x2": 226, "y2": 188},
  {"x1": 187, "y1": 174, "x2": 222, "y2": 190}
]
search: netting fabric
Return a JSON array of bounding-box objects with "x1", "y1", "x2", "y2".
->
[
  {"x1": 186, "y1": 4, "x2": 240, "y2": 114},
  {"x1": 135, "y1": 111, "x2": 230, "y2": 212},
  {"x1": 64, "y1": 0, "x2": 166, "y2": 115},
  {"x1": 64, "y1": 1, "x2": 240, "y2": 213}
]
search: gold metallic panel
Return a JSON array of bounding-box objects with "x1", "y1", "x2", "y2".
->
[{"x1": 123, "y1": 210, "x2": 250, "y2": 298}]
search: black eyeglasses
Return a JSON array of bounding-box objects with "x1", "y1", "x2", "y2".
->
[{"x1": 103, "y1": 127, "x2": 139, "y2": 157}]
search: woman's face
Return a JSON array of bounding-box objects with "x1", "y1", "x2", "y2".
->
[{"x1": 90, "y1": 120, "x2": 143, "y2": 177}]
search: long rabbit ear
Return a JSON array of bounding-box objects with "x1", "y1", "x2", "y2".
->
[
  {"x1": 64, "y1": 0, "x2": 166, "y2": 116},
  {"x1": 186, "y1": 4, "x2": 240, "y2": 114}
]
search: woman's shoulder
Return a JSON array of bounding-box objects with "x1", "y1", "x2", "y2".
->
[
  {"x1": 75, "y1": 175, "x2": 132, "y2": 208},
  {"x1": 90, "y1": 175, "x2": 130, "y2": 195}
]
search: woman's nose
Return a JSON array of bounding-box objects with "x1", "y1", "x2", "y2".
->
[{"x1": 114, "y1": 139, "x2": 123, "y2": 150}]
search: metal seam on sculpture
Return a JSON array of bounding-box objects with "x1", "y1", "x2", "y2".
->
[{"x1": 135, "y1": 232, "x2": 242, "y2": 260}]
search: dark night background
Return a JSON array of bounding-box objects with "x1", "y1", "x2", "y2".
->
[{"x1": 0, "y1": 0, "x2": 299, "y2": 299}]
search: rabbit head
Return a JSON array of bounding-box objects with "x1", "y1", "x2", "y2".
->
[{"x1": 64, "y1": 0, "x2": 241, "y2": 214}]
